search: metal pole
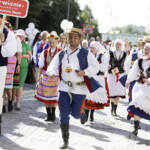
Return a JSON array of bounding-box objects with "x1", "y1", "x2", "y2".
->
[
  {"x1": 15, "y1": 17, "x2": 19, "y2": 30},
  {"x1": 67, "y1": 0, "x2": 70, "y2": 20}
]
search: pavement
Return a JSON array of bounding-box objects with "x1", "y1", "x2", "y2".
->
[{"x1": 0, "y1": 84, "x2": 150, "y2": 150}]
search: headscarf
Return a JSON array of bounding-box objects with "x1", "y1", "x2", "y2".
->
[
  {"x1": 113, "y1": 39, "x2": 125, "y2": 51},
  {"x1": 90, "y1": 41, "x2": 107, "y2": 53}
]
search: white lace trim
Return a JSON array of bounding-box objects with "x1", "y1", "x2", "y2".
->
[{"x1": 130, "y1": 101, "x2": 150, "y2": 115}]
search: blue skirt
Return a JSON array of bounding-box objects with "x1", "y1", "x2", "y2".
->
[{"x1": 127, "y1": 105, "x2": 150, "y2": 120}]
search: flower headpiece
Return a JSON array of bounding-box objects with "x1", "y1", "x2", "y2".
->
[{"x1": 47, "y1": 34, "x2": 58, "y2": 40}]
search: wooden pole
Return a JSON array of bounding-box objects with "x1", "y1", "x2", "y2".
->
[{"x1": 0, "y1": 15, "x2": 6, "y2": 44}]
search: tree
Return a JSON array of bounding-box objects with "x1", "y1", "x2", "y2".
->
[{"x1": 80, "y1": 5, "x2": 101, "y2": 39}]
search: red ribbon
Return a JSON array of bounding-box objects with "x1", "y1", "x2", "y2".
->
[{"x1": 116, "y1": 73, "x2": 119, "y2": 82}]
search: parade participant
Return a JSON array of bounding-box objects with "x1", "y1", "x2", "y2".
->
[
  {"x1": 35, "y1": 34, "x2": 61, "y2": 121},
  {"x1": 33, "y1": 31, "x2": 49, "y2": 82},
  {"x1": 84, "y1": 41, "x2": 110, "y2": 122},
  {"x1": 46, "y1": 28, "x2": 100, "y2": 149},
  {"x1": 126, "y1": 43, "x2": 150, "y2": 136},
  {"x1": 32, "y1": 32, "x2": 42, "y2": 48},
  {"x1": 12, "y1": 29, "x2": 32, "y2": 110},
  {"x1": 107, "y1": 39, "x2": 127, "y2": 116},
  {"x1": 0, "y1": 15, "x2": 17, "y2": 135},
  {"x1": 124, "y1": 40, "x2": 131, "y2": 55},
  {"x1": 58, "y1": 33, "x2": 67, "y2": 49},
  {"x1": 81, "y1": 39, "x2": 89, "y2": 49},
  {"x1": 3, "y1": 21, "x2": 22, "y2": 113},
  {"x1": 124, "y1": 38, "x2": 145, "y2": 120}
]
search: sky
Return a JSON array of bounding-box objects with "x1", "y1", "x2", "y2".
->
[{"x1": 77, "y1": 0, "x2": 150, "y2": 33}]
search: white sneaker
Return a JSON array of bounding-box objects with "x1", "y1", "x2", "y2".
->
[{"x1": 15, "y1": 103, "x2": 21, "y2": 111}]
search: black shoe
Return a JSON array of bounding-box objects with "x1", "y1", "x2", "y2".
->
[
  {"x1": 127, "y1": 114, "x2": 131, "y2": 120},
  {"x1": 8, "y1": 100, "x2": 13, "y2": 112},
  {"x1": 44, "y1": 108, "x2": 52, "y2": 121},
  {"x1": 80, "y1": 113, "x2": 88, "y2": 124},
  {"x1": 60, "y1": 123, "x2": 69, "y2": 149},
  {"x1": 51, "y1": 107, "x2": 56, "y2": 121},
  {"x1": 2, "y1": 105, "x2": 6, "y2": 113},
  {"x1": 60, "y1": 141, "x2": 69, "y2": 149},
  {"x1": 132, "y1": 129, "x2": 138, "y2": 136}
]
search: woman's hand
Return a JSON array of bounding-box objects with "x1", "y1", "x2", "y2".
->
[
  {"x1": 125, "y1": 83, "x2": 130, "y2": 88},
  {"x1": 143, "y1": 78, "x2": 150, "y2": 85},
  {"x1": 49, "y1": 74, "x2": 55, "y2": 78}
]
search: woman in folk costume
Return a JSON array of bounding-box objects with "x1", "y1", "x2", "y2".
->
[
  {"x1": 126, "y1": 43, "x2": 150, "y2": 136},
  {"x1": 35, "y1": 34, "x2": 62, "y2": 122},
  {"x1": 107, "y1": 39, "x2": 127, "y2": 116},
  {"x1": 124, "y1": 38, "x2": 145, "y2": 120},
  {"x1": 84, "y1": 41, "x2": 110, "y2": 122}
]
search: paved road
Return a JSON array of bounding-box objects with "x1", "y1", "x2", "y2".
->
[{"x1": 0, "y1": 84, "x2": 150, "y2": 150}]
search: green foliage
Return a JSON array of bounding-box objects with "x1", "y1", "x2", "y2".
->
[{"x1": 8, "y1": 0, "x2": 100, "y2": 37}]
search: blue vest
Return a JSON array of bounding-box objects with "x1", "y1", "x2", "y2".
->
[
  {"x1": 59, "y1": 48, "x2": 101, "y2": 93},
  {"x1": 0, "y1": 28, "x2": 9, "y2": 66},
  {"x1": 131, "y1": 50, "x2": 138, "y2": 62},
  {"x1": 35, "y1": 41, "x2": 49, "y2": 67}
]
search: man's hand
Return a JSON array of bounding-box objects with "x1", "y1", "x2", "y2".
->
[
  {"x1": 0, "y1": 33, "x2": 4, "y2": 43},
  {"x1": 77, "y1": 70, "x2": 85, "y2": 77}
]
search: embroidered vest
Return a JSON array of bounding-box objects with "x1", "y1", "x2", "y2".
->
[
  {"x1": 58, "y1": 48, "x2": 101, "y2": 93},
  {"x1": 43, "y1": 48, "x2": 62, "y2": 71},
  {"x1": 97, "y1": 53, "x2": 104, "y2": 75},
  {"x1": 35, "y1": 41, "x2": 49, "y2": 67},
  {"x1": 108, "y1": 51, "x2": 126, "y2": 74},
  {"x1": 0, "y1": 28, "x2": 9, "y2": 66}
]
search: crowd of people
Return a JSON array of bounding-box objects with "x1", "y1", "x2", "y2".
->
[{"x1": 0, "y1": 16, "x2": 150, "y2": 149}]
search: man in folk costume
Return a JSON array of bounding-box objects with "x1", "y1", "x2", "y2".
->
[
  {"x1": 124, "y1": 38, "x2": 145, "y2": 120},
  {"x1": 107, "y1": 39, "x2": 127, "y2": 116},
  {"x1": 33, "y1": 31, "x2": 50, "y2": 82},
  {"x1": 0, "y1": 15, "x2": 17, "y2": 135},
  {"x1": 46, "y1": 28, "x2": 100, "y2": 149},
  {"x1": 35, "y1": 34, "x2": 62, "y2": 122}
]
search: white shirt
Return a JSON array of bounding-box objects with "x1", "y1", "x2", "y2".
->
[
  {"x1": 124, "y1": 48, "x2": 145, "y2": 73},
  {"x1": 126, "y1": 58, "x2": 150, "y2": 84},
  {"x1": 46, "y1": 46, "x2": 100, "y2": 94},
  {"x1": 1, "y1": 30, "x2": 17, "y2": 57}
]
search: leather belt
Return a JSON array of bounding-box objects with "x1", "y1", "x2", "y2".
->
[{"x1": 63, "y1": 80, "x2": 85, "y2": 87}]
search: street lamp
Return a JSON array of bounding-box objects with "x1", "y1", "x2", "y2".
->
[{"x1": 67, "y1": 0, "x2": 71, "y2": 20}]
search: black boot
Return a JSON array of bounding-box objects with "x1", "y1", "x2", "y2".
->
[
  {"x1": 132, "y1": 120, "x2": 140, "y2": 136},
  {"x1": 2, "y1": 105, "x2": 6, "y2": 113},
  {"x1": 44, "y1": 108, "x2": 52, "y2": 121},
  {"x1": 113, "y1": 104, "x2": 117, "y2": 116},
  {"x1": 85, "y1": 109, "x2": 89, "y2": 121},
  {"x1": 80, "y1": 110, "x2": 88, "y2": 125},
  {"x1": 127, "y1": 114, "x2": 131, "y2": 120},
  {"x1": 0, "y1": 114, "x2": 2, "y2": 136},
  {"x1": 60, "y1": 123, "x2": 69, "y2": 149},
  {"x1": 90, "y1": 110, "x2": 95, "y2": 122},
  {"x1": 8, "y1": 100, "x2": 13, "y2": 112},
  {"x1": 111, "y1": 102, "x2": 114, "y2": 115},
  {"x1": 51, "y1": 107, "x2": 56, "y2": 121}
]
